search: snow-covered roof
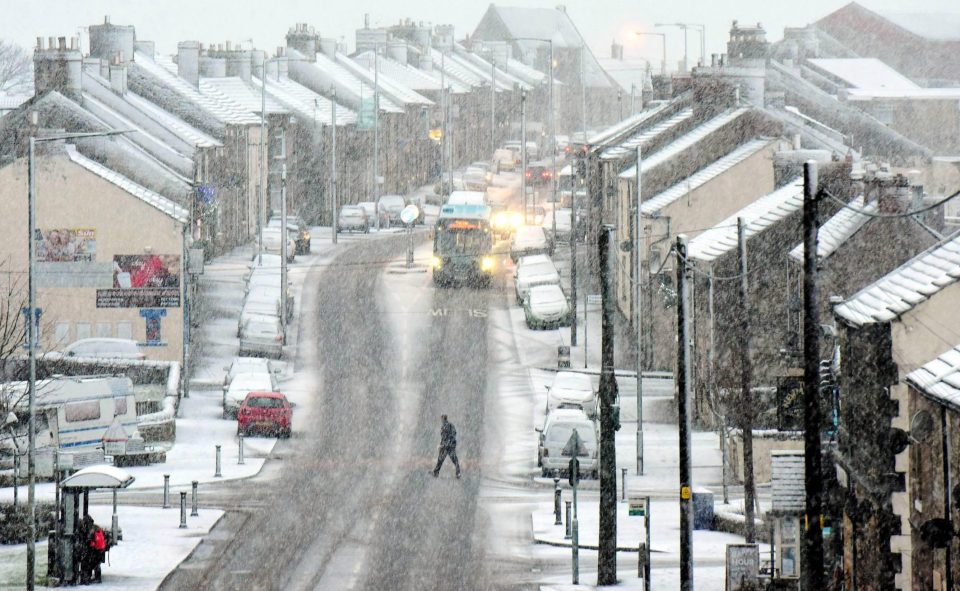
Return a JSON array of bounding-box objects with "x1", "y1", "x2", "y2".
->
[
  {"x1": 907, "y1": 344, "x2": 960, "y2": 408},
  {"x1": 200, "y1": 77, "x2": 288, "y2": 116},
  {"x1": 620, "y1": 108, "x2": 753, "y2": 180},
  {"x1": 454, "y1": 46, "x2": 529, "y2": 91},
  {"x1": 360, "y1": 54, "x2": 445, "y2": 92},
  {"x1": 431, "y1": 48, "x2": 485, "y2": 88},
  {"x1": 0, "y1": 94, "x2": 31, "y2": 111},
  {"x1": 504, "y1": 57, "x2": 548, "y2": 87},
  {"x1": 336, "y1": 53, "x2": 432, "y2": 106},
  {"x1": 250, "y1": 75, "x2": 356, "y2": 126},
  {"x1": 309, "y1": 52, "x2": 403, "y2": 113},
  {"x1": 602, "y1": 108, "x2": 694, "y2": 161},
  {"x1": 788, "y1": 196, "x2": 876, "y2": 263},
  {"x1": 687, "y1": 178, "x2": 805, "y2": 263},
  {"x1": 878, "y1": 10, "x2": 960, "y2": 41},
  {"x1": 61, "y1": 464, "x2": 135, "y2": 489},
  {"x1": 807, "y1": 58, "x2": 919, "y2": 90},
  {"x1": 133, "y1": 51, "x2": 261, "y2": 126},
  {"x1": 639, "y1": 139, "x2": 774, "y2": 215},
  {"x1": 588, "y1": 100, "x2": 674, "y2": 147},
  {"x1": 844, "y1": 88, "x2": 960, "y2": 101},
  {"x1": 64, "y1": 144, "x2": 189, "y2": 224},
  {"x1": 834, "y1": 233, "x2": 960, "y2": 327},
  {"x1": 122, "y1": 92, "x2": 221, "y2": 148}
]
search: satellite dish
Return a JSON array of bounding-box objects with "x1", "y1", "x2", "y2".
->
[
  {"x1": 400, "y1": 204, "x2": 420, "y2": 225},
  {"x1": 910, "y1": 410, "x2": 935, "y2": 444}
]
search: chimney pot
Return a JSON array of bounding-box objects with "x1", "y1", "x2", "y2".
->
[
  {"x1": 48, "y1": 37, "x2": 55, "y2": 50},
  {"x1": 226, "y1": 40, "x2": 231, "y2": 51},
  {"x1": 36, "y1": 37, "x2": 42, "y2": 50},
  {"x1": 58, "y1": 37, "x2": 66, "y2": 50},
  {"x1": 105, "y1": 15, "x2": 110, "y2": 24}
]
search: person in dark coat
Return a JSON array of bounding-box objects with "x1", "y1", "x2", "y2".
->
[{"x1": 432, "y1": 414, "x2": 461, "y2": 478}]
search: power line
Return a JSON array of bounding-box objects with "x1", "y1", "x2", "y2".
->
[{"x1": 822, "y1": 188, "x2": 960, "y2": 219}]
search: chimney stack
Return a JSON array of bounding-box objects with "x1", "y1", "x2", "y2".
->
[
  {"x1": 109, "y1": 51, "x2": 127, "y2": 95},
  {"x1": 88, "y1": 18, "x2": 135, "y2": 63},
  {"x1": 33, "y1": 34, "x2": 83, "y2": 98},
  {"x1": 177, "y1": 41, "x2": 201, "y2": 87}
]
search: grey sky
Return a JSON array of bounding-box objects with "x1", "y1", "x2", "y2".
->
[{"x1": 1, "y1": 0, "x2": 957, "y2": 69}]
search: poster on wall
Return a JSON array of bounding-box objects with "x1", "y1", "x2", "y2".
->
[
  {"x1": 36, "y1": 228, "x2": 96, "y2": 262},
  {"x1": 96, "y1": 254, "x2": 181, "y2": 308}
]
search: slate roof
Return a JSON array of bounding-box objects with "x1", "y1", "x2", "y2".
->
[
  {"x1": 619, "y1": 108, "x2": 752, "y2": 179},
  {"x1": 504, "y1": 57, "x2": 548, "y2": 86},
  {"x1": 788, "y1": 195, "x2": 876, "y2": 263},
  {"x1": 64, "y1": 144, "x2": 189, "y2": 224},
  {"x1": 250, "y1": 76, "x2": 356, "y2": 126},
  {"x1": 638, "y1": 139, "x2": 773, "y2": 215},
  {"x1": 907, "y1": 344, "x2": 960, "y2": 408},
  {"x1": 336, "y1": 53, "x2": 433, "y2": 106},
  {"x1": 687, "y1": 178, "x2": 805, "y2": 263},
  {"x1": 601, "y1": 107, "x2": 693, "y2": 160},
  {"x1": 834, "y1": 232, "x2": 960, "y2": 327},
  {"x1": 588, "y1": 100, "x2": 674, "y2": 148},
  {"x1": 431, "y1": 48, "x2": 485, "y2": 88},
  {"x1": 200, "y1": 77, "x2": 289, "y2": 116},
  {"x1": 133, "y1": 52, "x2": 261, "y2": 126},
  {"x1": 878, "y1": 9, "x2": 960, "y2": 41}
]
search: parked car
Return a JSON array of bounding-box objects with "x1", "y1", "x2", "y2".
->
[
  {"x1": 239, "y1": 316, "x2": 284, "y2": 359},
  {"x1": 247, "y1": 285, "x2": 293, "y2": 321},
  {"x1": 536, "y1": 408, "x2": 599, "y2": 478},
  {"x1": 258, "y1": 228, "x2": 296, "y2": 263},
  {"x1": 378, "y1": 194, "x2": 406, "y2": 227},
  {"x1": 463, "y1": 166, "x2": 488, "y2": 191},
  {"x1": 237, "y1": 391, "x2": 292, "y2": 438},
  {"x1": 223, "y1": 371, "x2": 275, "y2": 418},
  {"x1": 406, "y1": 194, "x2": 427, "y2": 224},
  {"x1": 514, "y1": 257, "x2": 560, "y2": 305},
  {"x1": 511, "y1": 225, "x2": 552, "y2": 263},
  {"x1": 493, "y1": 148, "x2": 516, "y2": 172},
  {"x1": 469, "y1": 161, "x2": 494, "y2": 184},
  {"x1": 338, "y1": 205, "x2": 370, "y2": 233},
  {"x1": 223, "y1": 357, "x2": 279, "y2": 397},
  {"x1": 545, "y1": 371, "x2": 597, "y2": 417},
  {"x1": 59, "y1": 338, "x2": 145, "y2": 361},
  {"x1": 267, "y1": 217, "x2": 311, "y2": 255},
  {"x1": 245, "y1": 269, "x2": 292, "y2": 296},
  {"x1": 357, "y1": 202, "x2": 377, "y2": 225},
  {"x1": 524, "y1": 284, "x2": 572, "y2": 330}
]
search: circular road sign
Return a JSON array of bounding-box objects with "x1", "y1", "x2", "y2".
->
[{"x1": 400, "y1": 204, "x2": 420, "y2": 225}]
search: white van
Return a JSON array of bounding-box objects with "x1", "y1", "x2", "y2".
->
[
  {"x1": 0, "y1": 376, "x2": 138, "y2": 454},
  {"x1": 447, "y1": 191, "x2": 487, "y2": 206}
]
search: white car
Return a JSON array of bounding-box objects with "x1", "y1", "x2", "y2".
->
[
  {"x1": 510, "y1": 225, "x2": 551, "y2": 262},
  {"x1": 59, "y1": 338, "x2": 145, "y2": 360},
  {"x1": 246, "y1": 284, "x2": 293, "y2": 321},
  {"x1": 537, "y1": 408, "x2": 599, "y2": 479},
  {"x1": 223, "y1": 357, "x2": 280, "y2": 396},
  {"x1": 239, "y1": 316, "x2": 284, "y2": 360},
  {"x1": 545, "y1": 371, "x2": 597, "y2": 417},
  {"x1": 238, "y1": 300, "x2": 281, "y2": 336},
  {"x1": 257, "y1": 228, "x2": 296, "y2": 263},
  {"x1": 463, "y1": 167, "x2": 488, "y2": 191},
  {"x1": 524, "y1": 284, "x2": 571, "y2": 330},
  {"x1": 245, "y1": 269, "x2": 292, "y2": 295},
  {"x1": 514, "y1": 259, "x2": 560, "y2": 305},
  {"x1": 223, "y1": 371, "x2": 275, "y2": 418}
]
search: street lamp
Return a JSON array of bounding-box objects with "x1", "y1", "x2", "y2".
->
[
  {"x1": 655, "y1": 23, "x2": 706, "y2": 72},
  {"x1": 635, "y1": 31, "x2": 667, "y2": 76},
  {"x1": 25, "y1": 122, "x2": 134, "y2": 590}
]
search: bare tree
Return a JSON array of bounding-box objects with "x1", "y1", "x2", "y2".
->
[
  {"x1": 0, "y1": 258, "x2": 27, "y2": 384},
  {"x1": 0, "y1": 41, "x2": 31, "y2": 95}
]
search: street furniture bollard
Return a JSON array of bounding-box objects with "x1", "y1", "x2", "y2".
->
[
  {"x1": 238, "y1": 434, "x2": 245, "y2": 465},
  {"x1": 572, "y1": 518, "x2": 579, "y2": 584},
  {"x1": 558, "y1": 345, "x2": 571, "y2": 368},
  {"x1": 163, "y1": 474, "x2": 171, "y2": 508},
  {"x1": 553, "y1": 478, "x2": 562, "y2": 525},
  {"x1": 191, "y1": 481, "x2": 199, "y2": 517},
  {"x1": 215, "y1": 444, "x2": 222, "y2": 477},
  {"x1": 564, "y1": 501, "x2": 572, "y2": 539},
  {"x1": 621, "y1": 467, "x2": 627, "y2": 501},
  {"x1": 179, "y1": 491, "x2": 188, "y2": 529},
  {"x1": 639, "y1": 542, "x2": 646, "y2": 578}
]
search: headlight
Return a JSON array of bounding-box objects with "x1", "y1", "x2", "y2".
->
[
  {"x1": 493, "y1": 212, "x2": 508, "y2": 228},
  {"x1": 481, "y1": 256, "x2": 495, "y2": 271},
  {"x1": 431, "y1": 256, "x2": 443, "y2": 269},
  {"x1": 510, "y1": 213, "x2": 523, "y2": 228}
]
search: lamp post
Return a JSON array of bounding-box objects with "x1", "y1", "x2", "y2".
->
[
  {"x1": 635, "y1": 31, "x2": 667, "y2": 76},
  {"x1": 655, "y1": 23, "x2": 705, "y2": 71},
  {"x1": 26, "y1": 124, "x2": 133, "y2": 591}
]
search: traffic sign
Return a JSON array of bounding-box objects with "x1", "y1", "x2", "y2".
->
[
  {"x1": 400, "y1": 205, "x2": 420, "y2": 225},
  {"x1": 628, "y1": 496, "x2": 647, "y2": 517},
  {"x1": 429, "y1": 128, "x2": 443, "y2": 141},
  {"x1": 562, "y1": 429, "x2": 586, "y2": 457}
]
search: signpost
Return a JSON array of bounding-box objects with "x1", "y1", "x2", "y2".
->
[
  {"x1": 629, "y1": 495, "x2": 652, "y2": 589},
  {"x1": 563, "y1": 429, "x2": 582, "y2": 584},
  {"x1": 401, "y1": 205, "x2": 420, "y2": 268},
  {"x1": 726, "y1": 543, "x2": 760, "y2": 591}
]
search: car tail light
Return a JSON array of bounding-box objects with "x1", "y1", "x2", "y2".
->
[{"x1": 275, "y1": 334, "x2": 283, "y2": 342}]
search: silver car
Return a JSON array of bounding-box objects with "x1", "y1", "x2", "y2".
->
[
  {"x1": 338, "y1": 205, "x2": 370, "y2": 233},
  {"x1": 239, "y1": 316, "x2": 284, "y2": 359}
]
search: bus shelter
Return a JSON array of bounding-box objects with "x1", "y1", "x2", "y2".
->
[{"x1": 48, "y1": 465, "x2": 134, "y2": 586}]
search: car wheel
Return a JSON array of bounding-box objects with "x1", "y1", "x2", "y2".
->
[
  {"x1": 541, "y1": 467, "x2": 549, "y2": 478},
  {"x1": 537, "y1": 451, "x2": 542, "y2": 467}
]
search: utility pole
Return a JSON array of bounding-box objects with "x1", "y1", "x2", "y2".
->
[
  {"x1": 676, "y1": 234, "x2": 694, "y2": 591},
  {"x1": 570, "y1": 156, "x2": 579, "y2": 347},
  {"x1": 26, "y1": 134, "x2": 36, "y2": 591},
  {"x1": 635, "y1": 144, "x2": 644, "y2": 475},
  {"x1": 373, "y1": 47, "x2": 381, "y2": 230},
  {"x1": 258, "y1": 57, "x2": 267, "y2": 265},
  {"x1": 330, "y1": 90, "x2": 338, "y2": 244},
  {"x1": 737, "y1": 217, "x2": 757, "y2": 543},
  {"x1": 598, "y1": 225, "x2": 619, "y2": 585},
  {"x1": 801, "y1": 160, "x2": 825, "y2": 590},
  {"x1": 521, "y1": 88, "x2": 528, "y2": 224},
  {"x1": 280, "y1": 155, "x2": 288, "y2": 337},
  {"x1": 549, "y1": 41, "x2": 557, "y2": 245},
  {"x1": 491, "y1": 60, "x2": 496, "y2": 156}
]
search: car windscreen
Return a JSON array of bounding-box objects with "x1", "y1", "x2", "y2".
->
[
  {"x1": 518, "y1": 263, "x2": 556, "y2": 279},
  {"x1": 246, "y1": 396, "x2": 284, "y2": 409},
  {"x1": 435, "y1": 228, "x2": 490, "y2": 256},
  {"x1": 530, "y1": 288, "x2": 565, "y2": 306},
  {"x1": 546, "y1": 424, "x2": 596, "y2": 445}
]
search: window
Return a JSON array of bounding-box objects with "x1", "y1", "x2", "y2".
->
[
  {"x1": 113, "y1": 397, "x2": 128, "y2": 417},
  {"x1": 75, "y1": 322, "x2": 92, "y2": 341},
  {"x1": 96, "y1": 322, "x2": 111, "y2": 338},
  {"x1": 116, "y1": 322, "x2": 133, "y2": 340},
  {"x1": 65, "y1": 401, "x2": 101, "y2": 422},
  {"x1": 54, "y1": 322, "x2": 70, "y2": 347}
]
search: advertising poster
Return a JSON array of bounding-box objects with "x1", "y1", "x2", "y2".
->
[
  {"x1": 96, "y1": 254, "x2": 181, "y2": 308},
  {"x1": 36, "y1": 228, "x2": 96, "y2": 262}
]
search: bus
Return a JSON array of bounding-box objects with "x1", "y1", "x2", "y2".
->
[{"x1": 432, "y1": 203, "x2": 495, "y2": 287}]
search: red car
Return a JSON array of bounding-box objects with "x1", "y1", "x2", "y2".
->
[{"x1": 237, "y1": 391, "x2": 292, "y2": 438}]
